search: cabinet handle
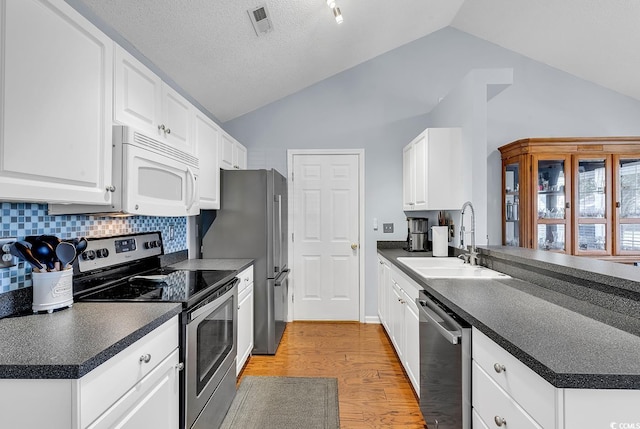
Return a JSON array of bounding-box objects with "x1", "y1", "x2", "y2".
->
[
  {"x1": 139, "y1": 353, "x2": 152, "y2": 364},
  {"x1": 565, "y1": 202, "x2": 570, "y2": 209},
  {"x1": 493, "y1": 363, "x2": 506, "y2": 373},
  {"x1": 616, "y1": 201, "x2": 621, "y2": 208},
  {"x1": 494, "y1": 416, "x2": 507, "y2": 427},
  {"x1": 245, "y1": 277, "x2": 250, "y2": 282},
  {"x1": 175, "y1": 362, "x2": 184, "y2": 371},
  {"x1": 105, "y1": 185, "x2": 116, "y2": 192},
  {"x1": 158, "y1": 124, "x2": 166, "y2": 132},
  {"x1": 165, "y1": 127, "x2": 171, "y2": 135}
]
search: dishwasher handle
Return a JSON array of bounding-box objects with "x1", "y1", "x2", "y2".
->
[{"x1": 416, "y1": 298, "x2": 461, "y2": 345}]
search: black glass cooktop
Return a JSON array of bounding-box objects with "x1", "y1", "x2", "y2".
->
[{"x1": 77, "y1": 268, "x2": 236, "y2": 306}]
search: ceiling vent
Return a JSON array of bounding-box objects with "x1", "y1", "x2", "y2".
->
[{"x1": 248, "y1": 4, "x2": 273, "y2": 36}]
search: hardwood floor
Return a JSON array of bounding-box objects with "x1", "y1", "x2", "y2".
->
[{"x1": 239, "y1": 322, "x2": 426, "y2": 428}]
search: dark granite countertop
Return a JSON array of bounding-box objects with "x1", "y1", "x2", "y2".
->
[
  {"x1": 168, "y1": 258, "x2": 254, "y2": 272},
  {"x1": 378, "y1": 245, "x2": 640, "y2": 389},
  {"x1": 0, "y1": 302, "x2": 181, "y2": 379}
]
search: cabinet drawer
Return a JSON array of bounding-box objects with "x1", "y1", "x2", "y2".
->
[
  {"x1": 473, "y1": 361, "x2": 543, "y2": 429},
  {"x1": 237, "y1": 265, "x2": 254, "y2": 293},
  {"x1": 472, "y1": 328, "x2": 556, "y2": 428},
  {"x1": 79, "y1": 316, "x2": 179, "y2": 426}
]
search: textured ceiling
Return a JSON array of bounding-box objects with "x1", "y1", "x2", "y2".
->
[{"x1": 70, "y1": 0, "x2": 639, "y2": 122}]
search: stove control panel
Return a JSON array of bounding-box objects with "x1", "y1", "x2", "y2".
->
[{"x1": 77, "y1": 232, "x2": 163, "y2": 273}]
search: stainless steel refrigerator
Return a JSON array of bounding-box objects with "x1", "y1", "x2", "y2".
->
[{"x1": 201, "y1": 169, "x2": 289, "y2": 355}]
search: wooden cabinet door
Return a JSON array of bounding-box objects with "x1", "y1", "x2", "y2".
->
[
  {"x1": 613, "y1": 155, "x2": 640, "y2": 256},
  {"x1": 113, "y1": 45, "x2": 162, "y2": 135},
  {"x1": 195, "y1": 112, "x2": 220, "y2": 209},
  {"x1": 0, "y1": 0, "x2": 113, "y2": 204},
  {"x1": 573, "y1": 155, "x2": 611, "y2": 256}
]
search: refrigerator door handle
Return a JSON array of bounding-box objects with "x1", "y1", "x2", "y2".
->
[
  {"x1": 274, "y1": 269, "x2": 290, "y2": 286},
  {"x1": 274, "y1": 194, "x2": 282, "y2": 273}
]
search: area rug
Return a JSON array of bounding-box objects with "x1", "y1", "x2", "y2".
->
[{"x1": 220, "y1": 376, "x2": 340, "y2": 429}]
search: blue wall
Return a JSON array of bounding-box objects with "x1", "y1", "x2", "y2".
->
[
  {"x1": 0, "y1": 202, "x2": 186, "y2": 293},
  {"x1": 223, "y1": 27, "x2": 640, "y2": 318}
]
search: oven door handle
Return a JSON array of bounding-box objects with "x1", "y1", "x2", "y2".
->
[
  {"x1": 416, "y1": 298, "x2": 461, "y2": 345},
  {"x1": 274, "y1": 269, "x2": 290, "y2": 286},
  {"x1": 189, "y1": 278, "x2": 239, "y2": 322}
]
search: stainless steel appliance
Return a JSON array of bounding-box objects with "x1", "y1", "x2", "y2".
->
[
  {"x1": 50, "y1": 125, "x2": 200, "y2": 217},
  {"x1": 417, "y1": 290, "x2": 471, "y2": 429},
  {"x1": 407, "y1": 217, "x2": 428, "y2": 252},
  {"x1": 73, "y1": 232, "x2": 238, "y2": 429},
  {"x1": 201, "y1": 169, "x2": 289, "y2": 355}
]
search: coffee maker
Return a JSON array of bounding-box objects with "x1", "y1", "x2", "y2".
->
[{"x1": 406, "y1": 217, "x2": 428, "y2": 252}]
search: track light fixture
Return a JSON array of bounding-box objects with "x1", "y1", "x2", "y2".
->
[
  {"x1": 326, "y1": 0, "x2": 343, "y2": 23},
  {"x1": 333, "y1": 7, "x2": 343, "y2": 24}
]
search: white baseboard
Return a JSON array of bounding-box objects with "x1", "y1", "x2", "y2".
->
[{"x1": 364, "y1": 315, "x2": 381, "y2": 324}]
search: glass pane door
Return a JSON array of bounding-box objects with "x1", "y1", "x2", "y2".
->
[
  {"x1": 536, "y1": 158, "x2": 568, "y2": 252},
  {"x1": 575, "y1": 157, "x2": 609, "y2": 255},
  {"x1": 617, "y1": 158, "x2": 640, "y2": 253},
  {"x1": 504, "y1": 162, "x2": 520, "y2": 246}
]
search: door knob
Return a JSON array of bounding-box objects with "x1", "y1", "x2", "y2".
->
[{"x1": 351, "y1": 243, "x2": 358, "y2": 250}]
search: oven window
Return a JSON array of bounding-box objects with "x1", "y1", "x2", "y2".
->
[{"x1": 197, "y1": 295, "x2": 234, "y2": 394}]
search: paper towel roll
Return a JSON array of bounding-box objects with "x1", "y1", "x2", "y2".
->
[{"x1": 432, "y1": 226, "x2": 449, "y2": 257}]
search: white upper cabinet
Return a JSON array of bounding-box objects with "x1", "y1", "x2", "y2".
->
[
  {"x1": 114, "y1": 45, "x2": 195, "y2": 156},
  {"x1": 403, "y1": 128, "x2": 462, "y2": 211},
  {"x1": 195, "y1": 111, "x2": 221, "y2": 209},
  {"x1": 220, "y1": 132, "x2": 247, "y2": 170},
  {"x1": 0, "y1": 0, "x2": 113, "y2": 204}
]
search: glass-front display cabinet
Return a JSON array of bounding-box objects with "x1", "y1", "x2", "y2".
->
[{"x1": 499, "y1": 137, "x2": 640, "y2": 262}]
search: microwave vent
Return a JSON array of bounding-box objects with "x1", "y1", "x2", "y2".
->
[{"x1": 248, "y1": 4, "x2": 273, "y2": 36}]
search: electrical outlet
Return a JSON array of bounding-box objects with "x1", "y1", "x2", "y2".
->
[
  {"x1": 383, "y1": 223, "x2": 394, "y2": 233},
  {"x1": 169, "y1": 225, "x2": 175, "y2": 241},
  {"x1": 0, "y1": 238, "x2": 18, "y2": 268}
]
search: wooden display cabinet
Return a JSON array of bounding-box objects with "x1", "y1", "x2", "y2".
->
[{"x1": 499, "y1": 137, "x2": 640, "y2": 262}]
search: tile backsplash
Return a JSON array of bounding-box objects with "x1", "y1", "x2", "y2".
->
[{"x1": 0, "y1": 202, "x2": 187, "y2": 293}]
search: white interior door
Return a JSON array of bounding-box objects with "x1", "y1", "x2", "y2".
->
[{"x1": 291, "y1": 153, "x2": 360, "y2": 320}]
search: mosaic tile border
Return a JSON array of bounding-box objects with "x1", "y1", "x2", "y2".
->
[{"x1": 0, "y1": 203, "x2": 187, "y2": 293}]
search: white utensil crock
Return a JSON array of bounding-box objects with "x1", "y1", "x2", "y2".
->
[{"x1": 32, "y1": 269, "x2": 74, "y2": 313}]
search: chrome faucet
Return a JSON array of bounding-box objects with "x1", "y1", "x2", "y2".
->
[{"x1": 459, "y1": 201, "x2": 478, "y2": 265}]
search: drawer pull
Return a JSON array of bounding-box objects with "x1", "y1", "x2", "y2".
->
[
  {"x1": 139, "y1": 353, "x2": 152, "y2": 364},
  {"x1": 175, "y1": 362, "x2": 184, "y2": 371},
  {"x1": 493, "y1": 363, "x2": 506, "y2": 373},
  {"x1": 494, "y1": 416, "x2": 507, "y2": 427}
]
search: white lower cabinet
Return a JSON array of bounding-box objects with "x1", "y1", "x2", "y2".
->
[
  {"x1": 236, "y1": 265, "x2": 254, "y2": 375},
  {"x1": 0, "y1": 316, "x2": 179, "y2": 429},
  {"x1": 377, "y1": 253, "x2": 420, "y2": 396}
]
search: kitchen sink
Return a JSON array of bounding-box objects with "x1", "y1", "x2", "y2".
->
[{"x1": 397, "y1": 257, "x2": 510, "y2": 279}]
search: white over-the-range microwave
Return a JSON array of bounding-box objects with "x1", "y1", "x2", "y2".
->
[{"x1": 50, "y1": 125, "x2": 199, "y2": 217}]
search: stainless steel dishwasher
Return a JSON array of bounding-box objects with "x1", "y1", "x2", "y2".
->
[{"x1": 417, "y1": 290, "x2": 471, "y2": 429}]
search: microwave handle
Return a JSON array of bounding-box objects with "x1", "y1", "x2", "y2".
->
[{"x1": 186, "y1": 166, "x2": 197, "y2": 211}]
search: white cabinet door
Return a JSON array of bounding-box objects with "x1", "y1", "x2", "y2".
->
[
  {"x1": 403, "y1": 128, "x2": 462, "y2": 211},
  {"x1": 86, "y1": 350, "x2": 180, "y2": 429},
  {"x1": 220, "y1": 132, "x2": 247, "y2": 170},
  {"x1": 237, "y1": 283, "x2": 254, "y2": 375},
  {"x1": 0, "y1": 0, "x2": 113, "y2": 204},
  {"x1": 234, "y1": 142, "x2": 247, "y2": 169},
  {"x1": 402, "y1": 143, "x2": 415, "y2": 210},
  {"x1": 390, "y1": 282, "x2": 404, "y2": 360},
  {"x1": 403, "y1": 293, "x2": 420, "y2": 396},
  {"x1": 113, "y1": 45, "x2": 162, "y2": 134},
  {"x1": 195, "y1": 112, "x2": 221, "y2": 209},
  {"x1": 161, "y1": 83, "x2": 194, "y2": 154}
]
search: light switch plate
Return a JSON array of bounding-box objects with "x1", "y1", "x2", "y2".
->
[
  {"x1": 0, "y1": 238, "x2": 18, "y2": 268},
  {"x1": 383, "y1": 223, "x2": 394, "y2": 233}
]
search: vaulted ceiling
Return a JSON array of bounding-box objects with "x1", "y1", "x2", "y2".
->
[{"x1": 70, "y1": 0, "x2": 640, "y2": 122}]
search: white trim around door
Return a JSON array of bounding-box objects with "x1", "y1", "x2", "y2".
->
[{"x1": 287, "y1": 149, "x2": 365, "y2": 323}]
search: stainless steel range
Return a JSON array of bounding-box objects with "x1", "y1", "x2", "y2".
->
[{"x1": 73, "y1": 232, "x2": 238, "y2": 429}]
